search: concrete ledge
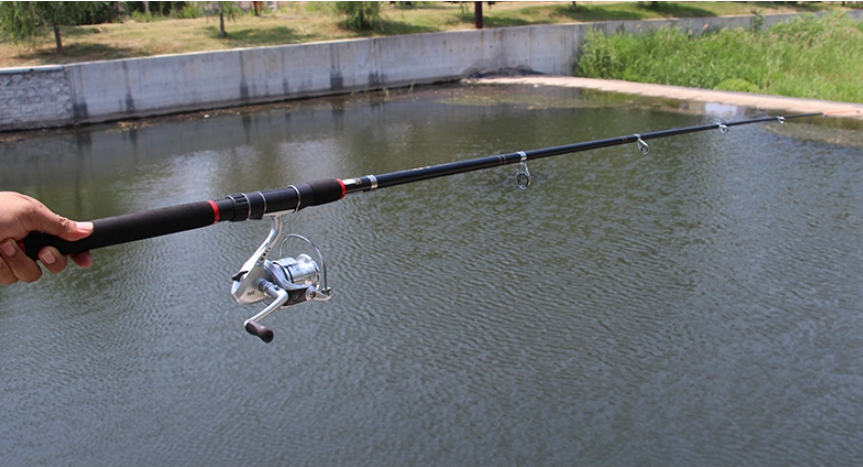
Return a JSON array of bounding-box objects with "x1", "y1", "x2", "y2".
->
[
  {"x1": 473, "y1": 76, "x2": 863, "y2": 120},
  {"x1": 0, "y1": 65, "x2": 65, "y2": 75}
]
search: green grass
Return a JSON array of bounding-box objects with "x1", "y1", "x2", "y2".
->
[
  {"x1": 576, "y1": 12, "x2": 863, "y2": 103},
  {"x1": 1, "y1": 2, "x2": 849, "y2": 68}
]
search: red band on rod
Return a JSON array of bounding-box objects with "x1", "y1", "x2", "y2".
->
[{"x1": 208, "y1": 200, "x2": 220, "y2": 224}]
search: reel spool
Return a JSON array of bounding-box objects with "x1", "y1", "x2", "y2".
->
[{"x1": 230, "y1": 214, "x2": 332, "y2": 343}]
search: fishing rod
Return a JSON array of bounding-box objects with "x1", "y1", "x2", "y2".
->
[{"x1": 18, "y1": 111, "x2": 833, "y2": 342}]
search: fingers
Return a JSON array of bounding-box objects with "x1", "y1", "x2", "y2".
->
[
  {"x1": 70, "y1": 251, "x2": 93, "y2": 269},
  {"x1": 0, "y1": 240, "x2": 43, "y2": 284},
  {"x1": 0, "y1": 241, "x2": 92, "y2": 285},
  {"x1": 38, "y1": 247, "x2": 70, "y2": 275},
  {"x1": 0, "y1": 192, "x2": 95, "y2": 285},
  {"x1": 41, "y1": 247, "x2": 92, "y2": 273},
  {"x1": 0, "y1": 256, "x2": 16, "y2": 285}
]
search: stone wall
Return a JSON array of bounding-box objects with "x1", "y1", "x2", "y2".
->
[{"x1": 0, "y1": 66, "x2": 74, "y2": 131}]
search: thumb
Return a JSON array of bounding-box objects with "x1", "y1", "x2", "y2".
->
[
  {"x1": 56, "y1": 220, "x2": 94, "y2": 242},
  {"x1": 1, "y1": 192, "x2": 94, "y2": 243},
  {"x1": 23, "y1": 207, "x2": 94, "y2": 243}
]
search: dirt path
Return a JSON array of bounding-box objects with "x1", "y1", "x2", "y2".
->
[{"x1": 472, "y1": 76, "x2": 863, "y2": 120}]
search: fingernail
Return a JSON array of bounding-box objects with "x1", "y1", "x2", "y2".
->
[
  {"x1": 41, "y1": 249, "x2": 57, "y2": 265},
  {"x1": 1, "y1": 241, "x2": 15, "y2": 257},
  {"x1": 76, "y1": 221, "x2": 94, "y2": 232}
]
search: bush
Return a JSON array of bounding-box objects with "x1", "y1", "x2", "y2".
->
[
  {"x1": 576, "y1": 29, "x2": 623, "y2": 79},
  {"x1": 82, "y1": 2, "x2": 123, "y2": 24},
  {"x1": 330, "y1": 1, "x2": 383, "y2": 31},
  {"x1": 174, "y1": 3, "x2": 204, "y2": 19}
]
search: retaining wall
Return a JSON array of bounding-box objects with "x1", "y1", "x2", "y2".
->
[
  {"x1": 0, "y1": 66, "x2": 75, "y2": 130},
  {"x1": 2, "y1": 11, "x2": 860, "y2": 132}
]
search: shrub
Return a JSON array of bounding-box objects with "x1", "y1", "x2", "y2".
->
[{"x1": 330, "y1": 1, "x2": 383, "y2": 31}]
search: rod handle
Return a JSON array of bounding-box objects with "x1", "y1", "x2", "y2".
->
[
  {"x1": 19, "y1": 200, "x2": 222, "y2": 261},
  {"x1": 17, "y1": 178, "x2": 346, "y2": 262}
]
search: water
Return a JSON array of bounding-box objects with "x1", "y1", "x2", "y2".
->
[{"x1": 2, "y1": 85, "x2": 862, "y2": 466}]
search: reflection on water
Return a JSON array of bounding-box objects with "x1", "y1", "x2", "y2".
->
[{"x1": 2, "y1": 84, "x2": 862, "y2": 467}]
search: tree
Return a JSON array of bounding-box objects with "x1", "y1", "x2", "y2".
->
[
  {"x1": 331, "y1": 2, "x2": 383, "y2": 31},
  {"x1": 213, "y1": 1, "x2": 241, "y2": 37},
  {"x1": 472, "y1": 2, "x2": 494, "y2": 30},
  {"x1": 0, "y1": 2, "x2": 105, "y2": 55}
]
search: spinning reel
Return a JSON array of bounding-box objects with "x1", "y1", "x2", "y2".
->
[{"x1": 231, "y1": 214, "x2": 332, "y2": 343}]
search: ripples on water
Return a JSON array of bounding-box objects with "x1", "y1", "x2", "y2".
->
[{"x1": 2, "y1": 85, "x2": 862, "y2": 466}]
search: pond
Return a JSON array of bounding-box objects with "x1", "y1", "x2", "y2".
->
[{"x1": 2, "y1": 84, "x2": 862, "y2": 466}]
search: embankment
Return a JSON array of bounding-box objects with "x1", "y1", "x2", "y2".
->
[{"x1": 2, "y1": 11, "x2": 861, "y2": 132}]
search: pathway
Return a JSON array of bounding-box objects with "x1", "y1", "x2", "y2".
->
[{"x1": 472, "y1": 76, "x2": 863, "y2": 120}]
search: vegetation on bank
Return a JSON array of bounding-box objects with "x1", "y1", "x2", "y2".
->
[
  {"x1": 2, "y1": 2, "x2": 861, "y2": 103},
  {"x1": 576, "y1": 12, "x2": 863, "y2": 103},
  {"x1": 0, "y1": 2, "x2": 850, "y2": 68}
]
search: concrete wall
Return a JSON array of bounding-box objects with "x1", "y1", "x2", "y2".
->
[
  {"x1": 2, "y1": 11, "x2": 860, "y2": 132},
  {"x1": 59, "y1": 26, "x2": 586, "y2": 127}
]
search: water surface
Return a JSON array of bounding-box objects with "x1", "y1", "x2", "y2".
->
[{"x1": 2, "y1": 84, "x2": 862, "y2": 466}]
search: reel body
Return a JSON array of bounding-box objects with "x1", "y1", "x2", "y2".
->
[{"x1": 231, "y1": 214, "x2": 331, "y2": 342}]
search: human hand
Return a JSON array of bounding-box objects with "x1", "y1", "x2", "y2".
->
[{"x1": 0, "y1": 191, "x2": 93, "y2": 285}]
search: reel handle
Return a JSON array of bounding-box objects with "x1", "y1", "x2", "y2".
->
[
  {"x1": 244, "y1": 321, "x2": 274, "y2": 343},
  {"x1": 240, "y1": 279, "x2": 292, "y2": 344}
]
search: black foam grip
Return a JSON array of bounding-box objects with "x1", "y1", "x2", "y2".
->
[
  {"x1": 19, "y1": 179, "x2": 345, "y2": 260},
  {"x1": 302, "y1": 179, "x2": 345, "y2": 207},
  {"x1": 20, "y1": 200, "x2": 219, "y2": 261}
]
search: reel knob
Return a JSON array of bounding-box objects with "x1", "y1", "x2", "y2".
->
[{"x1": 245, "y1": 321, "x2": 274, "y2": 343}]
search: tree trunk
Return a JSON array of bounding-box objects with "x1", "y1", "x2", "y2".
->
[
  {"x1": 219, "y1": 12, "x2": 226, "y2": 37},
  {"x1": 52, "y1": 21, "x2": 64, "y2": 55},
  {"x1": 474, "y1": 1, "x2": 483, "y2": 29}
]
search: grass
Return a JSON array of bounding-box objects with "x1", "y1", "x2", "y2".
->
[
  {"x1": 575, "y1": 12, "x2": 863, "y2": 103},
  {"x1": 0, "y1": 1, "x2": 849, "y2": 68}
]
